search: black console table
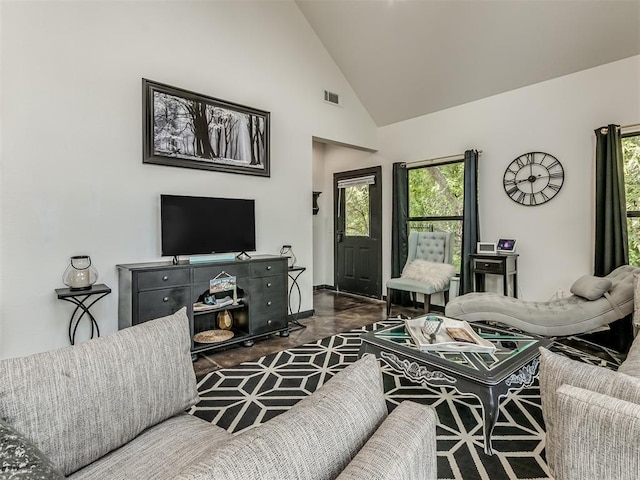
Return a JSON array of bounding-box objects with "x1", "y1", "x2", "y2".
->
[
  {"x1": 287, "y1": 266, "x2": 307, "y2": 330},
  {"x1": 56, "y1": 283, "x2": 112, "y2": 345},
  {"x1": 470, "y1": 253, "x2": 519, "y2": 298},
  {"x1": 117, "y1": 255, "x2": 289, "y2": 357}
]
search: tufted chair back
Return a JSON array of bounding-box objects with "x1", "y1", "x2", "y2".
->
[{"x1": 406, "y1": 231, "x2": 453, "y2": 266}]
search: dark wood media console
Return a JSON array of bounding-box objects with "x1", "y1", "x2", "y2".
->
[{"x1": 117, "y1": 255, "x2": 288, "y2": 357}]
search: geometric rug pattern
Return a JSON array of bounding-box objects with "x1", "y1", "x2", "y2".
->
[{"x1": 190, "y1": 321, "x2": 621, "y2": 480}]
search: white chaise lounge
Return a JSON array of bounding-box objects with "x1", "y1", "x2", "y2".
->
[{"x1": 445, "y1": 265, "x2": 639, "y2": 336}]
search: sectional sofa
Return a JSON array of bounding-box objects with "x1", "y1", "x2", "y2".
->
[{"x1": 0, "y1": 308, "x2": 437, "y2": 479}]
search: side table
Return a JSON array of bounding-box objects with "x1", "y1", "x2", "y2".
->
[
  {"x1": 287, "y1": 266, "x2": 307, "y2": 330},
  {"x1": 470, "y1": 253, "x2": 518, "y2": 298},
  {"x1": 56, "y1": 283, "x2": 111, "y2": 345}
]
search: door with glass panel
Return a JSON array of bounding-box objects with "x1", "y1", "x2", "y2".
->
[{"x1": 334, "y1": 166, "x2": 382, "y2": 298}]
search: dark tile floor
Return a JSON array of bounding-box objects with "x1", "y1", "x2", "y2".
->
[
  {"x1": 192, "y1": 289, "x2": 419, "y2": 378},
  {"x1": 192, "y1": 290, "x2": 626, "y2": 378}
]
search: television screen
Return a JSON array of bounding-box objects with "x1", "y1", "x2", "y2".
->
[{"x1": 161, "y1": 195, "x2": 256, "y2": 257}]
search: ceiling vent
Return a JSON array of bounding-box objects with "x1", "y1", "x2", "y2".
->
[{"x1": 323, "y1": 89, "x2": 341, "y2": 106}]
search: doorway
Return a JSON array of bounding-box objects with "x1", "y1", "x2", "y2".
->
[{"x1": 334, "y1": 166, "x2": 382, "y2": 298}]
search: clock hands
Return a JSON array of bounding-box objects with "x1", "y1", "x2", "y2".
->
[{"x1": 515, "y1": 174, "x2": 545, "y2": 184}]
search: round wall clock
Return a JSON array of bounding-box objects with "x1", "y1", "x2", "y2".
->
[{"x1": 503, "y1": 152, "x2": 564, "y2": 206}]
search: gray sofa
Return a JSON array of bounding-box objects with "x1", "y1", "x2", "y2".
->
[
  {"x1": 539, "y1": 332, "x2": 640, "y2": 480},
  {"x1": 0, "y1": 307, "x2": 437, "y2": 480}
]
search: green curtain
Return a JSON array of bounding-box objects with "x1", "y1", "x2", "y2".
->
[
  {"x1": 595, "y1": 125, "x2": 628, "y2": 276},
  {"x1": 459, "y1": 150, "x2": 480, "y2": 295},
  {"x1": 390, "y1": 162, "x2": 411, "y2": 307}
]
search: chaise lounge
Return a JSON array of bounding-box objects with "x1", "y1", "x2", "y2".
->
[{"x1": 445, "y1": 264, "x2": 640, "y2": 336}]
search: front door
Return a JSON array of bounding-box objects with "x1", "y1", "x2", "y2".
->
[{"x1": 334, "y1": 166, "x2": 382, "y2": 298}]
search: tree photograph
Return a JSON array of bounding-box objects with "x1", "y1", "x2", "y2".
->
[{"x1": 143, "y1": 80, "x2": 270, "y2": 177}]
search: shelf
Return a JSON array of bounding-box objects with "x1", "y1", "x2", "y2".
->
[
  {"x1": 191, "y1": 330, "x2": 251, "y2": 352},
  {"x1": 193, "y1": 301, "x2": 246, "y2": 316}
]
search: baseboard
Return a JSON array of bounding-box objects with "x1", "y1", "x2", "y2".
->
[
  {"x1": 313, "y1": 284, "x2": 335, "y2": 291},
  {"x1": 288, "y1": 309, "x2": 314, "y2": 321}
]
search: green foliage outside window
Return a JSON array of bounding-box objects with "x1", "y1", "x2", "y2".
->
[
  {"x1": 409, "y1": 163, "x2": 464, "y2": 217},
  {"x1": 623, "y1": 134, "x2": 640, "y2": 266},
  {"x1": 408, "y1": 162, "x2": 464, "y2": 271},
  {"x1": 345, "y1": 184, "x2": 370, "y2": 237}
]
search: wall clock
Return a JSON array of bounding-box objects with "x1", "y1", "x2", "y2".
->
[{"x1": 503, "y1": 152, "x2": 564, "y2": 206}]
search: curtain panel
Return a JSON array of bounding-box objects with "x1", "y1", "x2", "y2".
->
[
  {"x1": 459, "y1": 150, "x2": 480, "y2": 295},
  {"x1": 594, "y1": 125, "x2": 628, "y2": 276},
  {"x1": 390, "y1": 162, "x2": 411, "y2": 307}
]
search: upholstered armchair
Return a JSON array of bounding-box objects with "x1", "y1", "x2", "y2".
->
[
  {"x1": 386, "y1": 231, "x2": 455, "y2": 316},
  {"x1": 539, "y1": 343, "x2": 640, "y2": 480}
]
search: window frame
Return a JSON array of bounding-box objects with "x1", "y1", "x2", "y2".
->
[{"x1": 623, "y1": 131, "x2": 640, "y2": 219}]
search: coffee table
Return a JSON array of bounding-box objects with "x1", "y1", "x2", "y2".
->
[{"x1": 359, "y1": 319, "x2": 551, "y2": 455}]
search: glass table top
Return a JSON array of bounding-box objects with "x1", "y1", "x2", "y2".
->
[{"x1": 362, "y1": 321, "x2": 551, "y2": 380}]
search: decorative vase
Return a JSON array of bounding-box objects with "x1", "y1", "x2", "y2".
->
[
  {"x1": 63, "y1": 255, "x2": 98, "y2": 290},
  {"x1": 280, "y1": 245, "x2": 296, "y2": 268},
  {"x1": 217, "y1": 310, "x2": 233, "y2": 330}
]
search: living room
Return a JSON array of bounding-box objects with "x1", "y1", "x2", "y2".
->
[
  {"x1": 1, "y1": 1, "x2": 640, "y2": 478},
  {"x1": 2, "y1": 0, "x2": 638, "y2": 360}
]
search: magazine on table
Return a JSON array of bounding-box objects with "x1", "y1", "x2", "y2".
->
[{"x1": 404, "y1": 315, "x2": 496, "y2": 353}]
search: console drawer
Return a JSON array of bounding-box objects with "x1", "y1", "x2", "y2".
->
[
  {"x1": 251, "y1": 313, "x2": 287, "y2": 335},
  {"x1": 137, "y1": 286, "x2": 190, "y2": 323},
  {"x1": 473, "y1": 259, "x2": 504, "y2": 274},
  {"x1": 137, "y1": 269, "x2": 190, "y2": 291},
  {"x1": 250, "y1": 260, "x2": 286, "y2": 278}
]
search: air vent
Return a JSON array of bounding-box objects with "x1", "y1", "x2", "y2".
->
[{"x1": 323, "y1": 89, "x2": 341, "y2": 106}]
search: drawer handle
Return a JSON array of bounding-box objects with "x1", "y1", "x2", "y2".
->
[
  {"x1": 162, "y1": 276, "x2": 169, "y2": 281},
  {"x1": 163, "y1": 297, "x2": 169, "y2": 302},
  {"x1": 267, "y1": 301, "x2": 272, "y2": 306},
  {"x1": 267, "y1": 282, "x2": 272, "y2": 288},
  {"x1": 268, "y1": 320, "x2": 272, "y2": 325},
  {"x1": 267, "y1": 265, "x2": 272, "y2": 270}
]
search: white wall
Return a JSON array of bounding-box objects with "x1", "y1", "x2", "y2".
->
[
  {"x1": 315, "y1": 56, "x2": 640, "y2": 302},
  {"x1": 0, "y1": 0, "x2": 377, "y2": 359},
  {"x1": 311, "y1": 141, "x2": 327, "y2": 286}
]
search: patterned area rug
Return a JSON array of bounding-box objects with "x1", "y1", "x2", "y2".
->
[{"x1": 189, "y1": 321, "x2": 621, "y2": 480}]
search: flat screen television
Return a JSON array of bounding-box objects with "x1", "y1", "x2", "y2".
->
[{"x1": 161, "y1": 194, "x2": 256, "y2": 257}]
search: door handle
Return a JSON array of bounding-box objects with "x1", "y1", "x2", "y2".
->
[{"x1": 337, "y1": 231, "x2": 344, "y2": 243}]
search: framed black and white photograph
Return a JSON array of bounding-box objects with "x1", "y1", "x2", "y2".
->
[{"x1": 143, "y1": 79, "x2": 270, "y2": 177}]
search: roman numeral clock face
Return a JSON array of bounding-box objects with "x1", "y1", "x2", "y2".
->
[{"x1": 503, "y1": 152, "x2": 564, "y2": 206}]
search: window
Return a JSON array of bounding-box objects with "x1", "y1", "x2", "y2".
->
[
  {"x1": 623, "y1": 133, "x2": 640, "y2": 265},
  {"x1": 407, "y1": 160, "x2": 464, "y2": 270},
  {"x1": 344, "y1": 184, "x2": 370, "y2": 237}
]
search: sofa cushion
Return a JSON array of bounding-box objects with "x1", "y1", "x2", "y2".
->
[
  {"x1": 0, "y1": 418, "x2": 64, "y2": 479},
  {"x1": 539, "y1": 347, "x2": 640, "y2": 477},
  {"x1": 336, "y1": 400, "x2": 438, "y2": 480},
  {"x1": 0, "y1": 307, "x2": 198, "y2": 476},
  {"x1": 618, "y1": 333, "x2": 640, "y2": 378},
  {"x1": 176, "y1": 354, "x2": 388, "y2": 480},
  {"x1": 553, "y1": 384, "x2": 640, "y2": 480},
  {"x1": 570, "y1": 274, "x2": 612, "y2": 300},
  {"x1": 68, "y1": 414, "x2": 230, "y2": 480}
]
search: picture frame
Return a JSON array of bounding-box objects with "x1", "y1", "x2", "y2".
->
[
  {"x1": 476, "y1": 242, "x2": 497, "y2": 254},
  {"x1": 143, "y1": 79, "x2": 270, "y2": 177}
]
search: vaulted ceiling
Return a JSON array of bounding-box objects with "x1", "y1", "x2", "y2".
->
[{"x1": 296, "y1": 0, "x2": 640, "y2": 126}]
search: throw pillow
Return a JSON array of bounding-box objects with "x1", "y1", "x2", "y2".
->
[
  {"x1": 401, "y1": 260, "x2": 455, "y2": 290},
  {"x1": 570, "y1": 275, "x2": 612, "y2": 300},
  {"x1": 0, "y1": 419, "x2": 64, "y2": 479}
]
